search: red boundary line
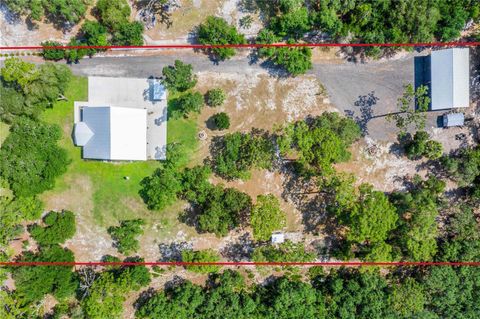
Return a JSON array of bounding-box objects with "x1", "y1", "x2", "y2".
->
[
  {"x1": 1, "y1": 261, "x2": 480, "y2": 267},
  {"x1": 0, "y1": 42, "x2": 480, "y2": 50}
]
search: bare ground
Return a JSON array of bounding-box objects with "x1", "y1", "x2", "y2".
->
[
  {"x1": 0, "y1": 3, "x2": 94, "y2": 47},
  {"x1": 335, "y1": 138, "x2": 427, "y2": 192}
]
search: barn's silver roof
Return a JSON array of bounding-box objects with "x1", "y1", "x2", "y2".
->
[
  {"x1": 431, "y1": 48, "x2": 470, "y2": 110},
  {"x1": 74, "y1": 106, "x2": 147, "y2": 161}
]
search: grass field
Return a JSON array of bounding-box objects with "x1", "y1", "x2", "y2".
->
[
  {"x1": 40, "y1": 76, "x2": 199, "y2": 226},
  {"x1": 0, "y1": 122, "x2": 10, "y2": 147}
]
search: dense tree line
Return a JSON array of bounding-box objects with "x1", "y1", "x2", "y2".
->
[
  {"x1": 247, "y1": 0, "x2": 479, "y2": 73},
  {"x1": 4, "y1": 0, "x2": 88, "y2": 26},
  {"x1": 135, "y1": 265, "x2": 480, "y2": 319},
  {"x1": 41, "y1": 0, "x2": 144, "y2": 62}
]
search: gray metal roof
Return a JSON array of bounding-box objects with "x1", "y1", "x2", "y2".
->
[
  {"x1": 81, "y1": 107, "x2": 111, "y2": 160},
  {"x1": 431, "y1": 48, "x2": 470, "y2": 110},
  {"x1": 443, "y1": 113, "x2": 465, "y2": 127}
]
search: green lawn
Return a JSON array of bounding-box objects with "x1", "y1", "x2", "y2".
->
[
  {"x1": 40, "y1": 76, "x2": 198, "y2": 226},
  {"x1": 0, "y1": 122, "x2": 10, "y2": 147}
]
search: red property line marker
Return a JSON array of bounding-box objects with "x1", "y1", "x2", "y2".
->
[
  {"x1": 0, "y1": 42, "x2": 480, "y2": 50},
  {"x1": 1, "y1": 261, "x2": 480, "y2": 267}
]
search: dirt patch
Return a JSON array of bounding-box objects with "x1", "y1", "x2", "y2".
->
[
  {"x1": 311, "y1": 47, "x2": 344, "y2": 64},
  {"x1": 140, "y1": 0, "x2": 223, "y2": 42},
  {"x1": 0, "y1": 3, "x2": 94, "y2": 46},
  {"x1": 139, "y1": 0, "x2": 263, "y2": 44},
  {"x1": 335, "y1": 137, "x2": 427, "y2": 192},
  {"x1": 196, "y1": 71, "x2": 335, "y2": 129}
]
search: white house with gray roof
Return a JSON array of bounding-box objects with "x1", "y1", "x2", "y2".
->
[
  {"x1": 430, "y1": 48, "x2": 470, "y2": 110},
  {"x1": 73, "y1": 77, "x2": 167, "y2": 161}
]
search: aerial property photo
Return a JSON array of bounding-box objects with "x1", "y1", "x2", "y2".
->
[{"x1": 0, "y1": 1, "x2": 480, "y2": 318}]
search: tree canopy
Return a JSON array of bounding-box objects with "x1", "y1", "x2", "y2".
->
[
  {"x1": 4, "y1": 0, "x2": 88, "y2": 26},
  {"x1": 162, "y1": 60, "x2": 197, "y2": 92},
  {"x1": 0, "y1": 196, "x2": 43, "y2": 248},
  {"x1": 0, "y1": 117, "x2": 70, "y2": 197},
  {"x1": 251, "y1": 194, "x2": 286, "y2": 241},
  {"x1": 29, "y1": 210, "x2": 76, "y2": 245},
  {"x1": 279, "y1": 112, "x2": 361, "y2": 175},
  {"x1": 12, "y1": 245, "x2": 76, "y2": 303},
  {"x1": 197, "y1": 16, "x2": 246, "y2": 60},
  {"x1": 108, "y1": 219, "x2": 145, "y2": 255},
  {"x1": 1, "y1": 58, "x2": 72, "y2": 119},
  {"x1": 211, "y1": 130, "x2": 275, "y2": 180}
]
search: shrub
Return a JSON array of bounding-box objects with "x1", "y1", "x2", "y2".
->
[
  {"x1": 205, "y1": 88, "x2": 226, "y2": 106},
  {"x1": 29, "y1": 210, "x2": 76, "y2": 245},
  {"x1": 253, "y1": 241, "x2": 316, "y2": 262},
  {"x1": 251, "y1": 194, "x2": 286, "y2": 241},
  {"x1": 197, "y1": 16, "x2": 246, "y2": 60},
  {"x1": 212, "y1": 130, "x2": 275, "y2": 180},
  {"x1": 211, "y1": 112, "x2": 230, "y2": 130},
  {"x1": 41, "y1": 41, "x2": 65, "y2": 61},
  {"x1": 181, "y1": 249, "x2": 221, "y2": 273},
  {"x1": 162, "y1": 60, "x2": 197, "y2": 92},
  {"x1": 170, "y1": 92, "x2": 204, "y2": 118},
  {"x1": 108, "y1": 219, "x2": 145, "y2": 255}
]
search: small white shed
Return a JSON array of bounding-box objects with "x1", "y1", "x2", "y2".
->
[{"x1": 271, "y1": 232, "x2": 285, "y2": 244}]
